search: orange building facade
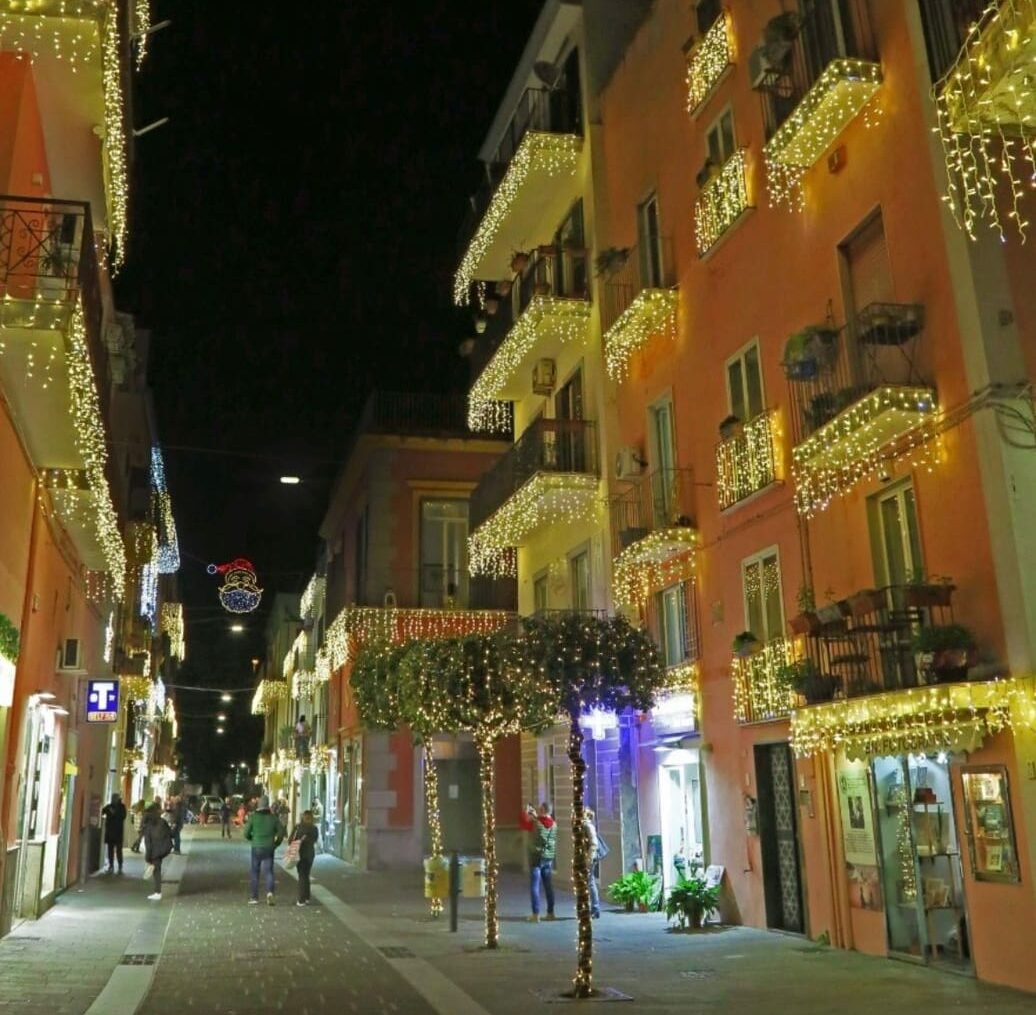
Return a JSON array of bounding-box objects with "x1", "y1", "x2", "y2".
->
[{"x1": 592, "y1": 0, "x2": 1036, "y2": 993}]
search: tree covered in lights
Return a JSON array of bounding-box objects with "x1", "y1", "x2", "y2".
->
[{"x1": 518, "y1": 613, "x2": 664, "y2": 998}]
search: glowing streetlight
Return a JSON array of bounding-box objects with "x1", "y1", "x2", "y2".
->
[
  {"x1": 217, "y1": 713, "x2": 227, "y2": 722},
  {"x1": 279, "y1": 475, "x2": 301, "y2": 485},
  {"x1": 221, "y1": 693, "x2": 232, "y2": 702},
  {"x1": 230, "y1": 623, "x2": 244, "y2": 633},
  {"x1": 216, "y1": 727, "x2": 225, "y2": 735}
]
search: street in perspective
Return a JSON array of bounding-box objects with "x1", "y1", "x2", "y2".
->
[{"x1": 1, "y1": 1, "x2": 1036, "y2": 1013}]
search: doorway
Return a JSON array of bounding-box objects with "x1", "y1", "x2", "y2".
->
[
  {"x1": 755, "y1": 742, "x2": 805, "y2": 933},
  {"x1": 872, "y1": 754, "x2": 971, "y2": 971},
  {"x1": 658, "y1": 747, "x2": 703, "y2": 888}
]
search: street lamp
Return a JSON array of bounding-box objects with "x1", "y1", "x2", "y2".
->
[
  {"x1": 279, "y1": 475, "x2": 301, "y2": 485},
  {"x1": 217, "y1": 714, "x2": 227, "y2": 722},
  {"x1": 230, "y1": 623, "x2": 244, "y2": 633},
  {"x1": 216, "y1": 727, "x2": 225, "y2": 734},
  {"x1": 221, "y1": 693, "x2": 232, "y2": 702}
]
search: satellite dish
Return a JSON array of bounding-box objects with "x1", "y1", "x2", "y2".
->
[{"x1": 533, "y1": 61, "x2": 562, "y2": 90}]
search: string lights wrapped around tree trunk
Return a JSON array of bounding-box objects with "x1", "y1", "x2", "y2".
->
[
  {"x1": 476, "y1": 732, "x2": 499, "y2": 949},
  {"x1": 567, "y1": 711, "x2": 593, "y2": 998},
  {"x1": 423, "y1": 741, "x2": 444, "y2": 918}
]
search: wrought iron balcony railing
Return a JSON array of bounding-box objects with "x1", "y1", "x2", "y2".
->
[
  {"x1": 715, "y1": 408, "x2": 781, "y2": 511},
  {"x1": 469, "y1": 418, "x2": 599, "y2": 533},
  {"x1": 686, "y1": 9, "x2": 734, "y2": 114},
  {"x1": 348, "y1": 565, "x2": 516, "y2": 613},
  {"x1": 610, "y1": 468, "x2": 696, "y2": 560},
  {"x1": 756, "y1": 1, "x2": 881, "y2": 208},
  {"x1": 732, "y1": 637, "x2": 794, "y2": 724},
  {"x1": 694, "y1": 148, "x2": 752, "y2": 257}
]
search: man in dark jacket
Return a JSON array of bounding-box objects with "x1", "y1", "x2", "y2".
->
[
  {"x1": 141, "y1": 803, "x2": 173, "y2": 901},
  {"x1": 289, "y1": 810, "x2": 320, "y2": 907},
  {"x1": 101, "y1": 793, "x2": 127, "y2": 874},
  {"x1": 244, "y1": 796, "x2": 283, "y2": 905}
]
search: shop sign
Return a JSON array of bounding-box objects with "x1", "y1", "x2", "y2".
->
[{"x1": 86, "y1": 679, "x2": 119, "y2": 723}]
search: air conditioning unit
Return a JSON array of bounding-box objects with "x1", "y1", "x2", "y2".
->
[
  {"x1": 532, "y1": 358, "x2": 556, "y2": 395},
  {"x1": 57, "y1": 638, "x2": 85, "y2": 673},
  {"x1": 615, "y1": 446, "x2": 644, "y2": 480}
]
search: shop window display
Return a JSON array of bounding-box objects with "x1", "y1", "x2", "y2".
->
[{"x1": 960, "y1": 766, "x2": 1020, "y2": 884}]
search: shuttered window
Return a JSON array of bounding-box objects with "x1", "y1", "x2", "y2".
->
[{"x1": 844, "y1": 213, "x2": 893, "y2": 317}]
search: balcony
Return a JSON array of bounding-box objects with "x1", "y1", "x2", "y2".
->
[
  {"x1": 1, "y1": 196, "x2": 124, "y2": 587},
  {"x1": 468, "y1": 418, "x2": 600, "y2": 576},
  {"x1": 934, "y1": 1, "x2": 1036, "y2": 240},
  {"x1": 0, "y1": 3, "x2": 135, "y2": 262},
  {"x1": 694, "y1": 148, "x2": 752, "y2": 258},
  {"x1": 686, "y1": 9, "x2": 734, "y2": 115},
  {"x1": 251, "y1": 679, "x2": 290, "y2": 716},
  {"x1": 732, "y1": 637, "x2": 794, "y2": 724},
  {"x1": 601, "y1": 239, "x2": 678, "y2": 380},
  {"x1": 784, "y1": 303, "x2": 936, "y2": 515},
  {"x1": 715, "y1": 408, "x2": 781, "y2": 511},
  {"x1": 353, "y1": 564, "x2": 516, "y2": 613},
  {"x1": 467, "y1": 246, "x2": 591, "y2": 432},
  {"x1": 610, "y1": 469, "x2": 698, "y2": 606},
  {"x1": 454, "y1": 86, "x2": 584, "y2": 302},
  {"x1": 757, "y1": 1, "x2": 881, "y2": 209}
]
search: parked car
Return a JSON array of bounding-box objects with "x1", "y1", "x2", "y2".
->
[{"x1": 199, "y1": 795, "x2": 223, "y2": 824}]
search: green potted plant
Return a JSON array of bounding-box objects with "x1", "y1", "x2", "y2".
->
[
  {"x1": 0, "y1": 612, "x2": 19, "y2": 664},
  {"x1": 912, "y1": 623, "x2": 977, "y2": 683},
  {"x1": 719, "y1": 414, "x2": 742, "y2": 441},
  {"x1": 665, "y1": 867, "x2": 721, "y2": 931},
  {"x1": 904, "y1": 570, "x2": 955, "y2": 610},
  {"x1": 732, "y1": 631, "x2": 762, "y2": 659},
  {"x1": 607, "y1": 870, "x2": 660, "y2": 913},
  {"x1": 780, "y1": 658, "x2": 837, "y2": 705},
  {"x1": 787, "y1": 584, "x2": 820, "y2": 636}
]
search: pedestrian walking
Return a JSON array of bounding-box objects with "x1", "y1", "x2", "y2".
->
[
  {"x1": 289, "y1": 809, "x2": 320, "y2": 906},
  {"x1": 220, "y1": 797, "x2": 233, "y2": 838},
  {"x1": 583, "y1": 807, "x2": 608, "y2": 919},
  {"x1": 101, "y1": 793, "x2": 127, "y2": 874},
  {"x1": 167, "y1": 796, "x2": 184, "y2": 854},
  {"x1": 244, "y1": 795, "x2": 283, "y2": 905},
  {"x1": 520, "y1": 802, "x2": 557, "y2": 922},
  {"x1": 141, "y1": 803, "x2": 173, "y2": 901}
]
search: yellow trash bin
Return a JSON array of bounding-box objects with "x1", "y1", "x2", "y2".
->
[
  {"x1": 461, "y1": 856, "x2": 486, "y2": 898},
  {"x1": 424, "y1": 855, "x2": 449, "y2": 899}
]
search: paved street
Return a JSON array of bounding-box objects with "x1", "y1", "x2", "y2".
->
[{"x1": 0, "y1": 824, "x2": 1032, "y2": 1014}]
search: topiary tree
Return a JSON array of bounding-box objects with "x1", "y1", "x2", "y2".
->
[{"x1": 518, "y1": 613, "x2": 665, "y2": 998}]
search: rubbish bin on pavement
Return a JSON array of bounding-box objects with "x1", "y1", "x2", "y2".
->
[
  {"x1": 460, "y1": 856, "x2": 486, "y2": 898},
  {"x1": 424, "y1": 855, "x2": 449, "y2": 899}
]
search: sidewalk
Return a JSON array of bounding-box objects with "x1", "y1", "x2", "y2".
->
[
  {"x1": 305, "y1": 851, "x2": 1033, "y2": 1014},
  {"x1": 0, "y1": 838, "x2": 188, "y2": 1014}
]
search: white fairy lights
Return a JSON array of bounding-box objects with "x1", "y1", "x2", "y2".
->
[
  {"x1": 934, "y1": 0, "x2": 1036, "y2": 242},
  {"x1": 792, "y1": 386, "x2": 939, "y2": 516},
  {"x1": 694, "y1": 148, "x2": 751, "y2": 257},
  {"x1": 731, "y1": 637, "x2": 794, "y2": 724},
  {"x1": 715, "y1": 408, "x2": 781, "y2": 510},
  {"x1": 468, "y1": 295, "x2": 591, "y2": 431},
  {"x1": 453, "y1": 132, "x2": 583, "y2": 304},
  {"x1": 764, "y1": 58, "x2": 883, "y2": 211},
  {"x1": 251, "y1": 678, "x2": 289, "y2": 716},
  {"x1": 603, "y1": 289, "x2": 679, "y2": 381},
  {"x1": 612, "y1": 530, "x2": 698, "y2": 607},
  {"x1": 686, "y1": 10, "x2": 733, "y2": 114},
  {"x1": 468, "y1": 472, "x2": 600, "y2": 576},
  {"x1": 160, "y1": 602, "x2": 185, "y2": 660}
]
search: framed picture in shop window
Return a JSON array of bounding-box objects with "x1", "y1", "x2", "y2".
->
[{"x1": 960, "y1": 765, "x2": 1020, "y2": 884}]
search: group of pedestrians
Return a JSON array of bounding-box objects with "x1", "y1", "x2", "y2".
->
[{"x1": 244, "y1": 796, "x2": 318, "y2": 907}]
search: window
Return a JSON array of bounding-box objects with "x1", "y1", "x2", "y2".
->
[
  {"x1": 420, "y1": 500, "x2": 469, "y2": 607},
  {"x1": 555, "y1": 200, "x2": 587, "y2": 297},
  {"x1": 533, "y1": 572, "x2": 549, "y2": 615},
  {"x1": 871, "y1": 481, "x2": 923, "y2": 588},
  {"x1": 570, "y1": 550, "x2": 591, "y2": 612},
  {"x1": 658, "y1": 583, "x2": 689, "y2": 666},
  {"x1": 696, "y1": 0, "x2": 722, "y2": 34},
  {"x1": 742, "y1": 549, "x2": 784, "y2": 643},
  {"x1": 649, "y1": 397, "x2": 677, "y2": 523},
  {"x1": 637, "y1": 193, "x2": 664, "y2": 289},
  {"x1": 706, "y1": 108, "x2": 736, "y2": 167},
  {"x1": 726, "y1": 341, "x2": 764, "y2": 423},
  {"x1": 918, "y1": 0, "x2": 974, "y2": 84},
  {"x1": 842, "y1": 211, "x2": 893, "y2": 320}
]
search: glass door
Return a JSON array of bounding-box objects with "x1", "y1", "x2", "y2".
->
[
  {"x1": 649, "y1": 399, "x2": 677, "y2": 524},
  {"x1": 658, "y1": 751, "x2": 703, "y2": 888}
]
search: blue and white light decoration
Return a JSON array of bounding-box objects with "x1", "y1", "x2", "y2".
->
[
  {"x1": 150, "y1": 446, "x2": 180, "y2": 574},
  {"x1": 208, "y1": 558, "x2": 263, "y2": 614}
]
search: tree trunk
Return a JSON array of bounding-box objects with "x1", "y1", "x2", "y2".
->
[
  {"x1": 476, "y1": 732, "x2": 499, "y2": 949},
  {"x1": 568, "y1": 713, "x2": 593, "y2": 997},
  {"x1": 423, "y1": 741, "x2": 444, "y2": 917}
]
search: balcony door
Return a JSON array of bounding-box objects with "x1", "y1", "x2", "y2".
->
[
  {"x1": 658, "y1": 582, "x2": 690, "y2": 666},
  {"x1": 420, "y1": 499, "x2": 469, "y2": 607},
  {"x1": 742, "y1": 548, "x2": 784, "y2": 644},
  {"x1": 649, "y1": 397, "x2": 677, "y2": 524},
  {"x1": 726, "y1": 341, "x2": 764, "y2": 425},
  {"x1": 637, "y1": 194, "x2": 664, "y2": 290},
  {"x1": 555, "y1": 368, "x2": 586, "y2": 473},
  {"x1": 873, "y1": 482, "x2": 922, "y2": 589}
]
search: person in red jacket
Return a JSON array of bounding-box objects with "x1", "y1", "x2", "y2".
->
[{"x1": 520, "y1": 802, "x2": 557, "y2": 921}]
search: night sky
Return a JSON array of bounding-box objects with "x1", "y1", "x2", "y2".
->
[{"x1": 114, "y1": 1, "x2": 542, "y2": 784}]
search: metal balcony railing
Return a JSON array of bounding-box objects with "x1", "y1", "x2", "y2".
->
[
  {"x1": 610, "y1": 468, "x2": 696, "y2": 560},
  {"x1": 800, "y1": 583, "x2": 960, "y2": 702},
  {"x1": 715, "y1": 408, "x2": 780, "y2": 510},
  {"x1": 600, "y1": 237, "x2": 676, "y2": 337},
  {"x1": 784, "y1": 303, "x2": 926, "y2": 445},
  {"x1": 469, "y1": 418, "x2": 599, "y2": 532},
  {"x1": 458, "y1": 84, "x2": 582, "y2": 255},
  {"x1": 918, "y1": 0, "x2": 987, "y2": 83},
  {"x1": 0, "y1": 194, "x2": 107, "y2": 408},
  {"x1": 757, "y1": 0, "x2": 877, "y2": 140},
  {"x1": 350, "y1": 565, "x2": 515, "y2": 613}
]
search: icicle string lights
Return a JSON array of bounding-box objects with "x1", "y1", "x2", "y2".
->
[
  {"x1": 695, "y1": 148, "x2": 752, "y2": 257},
  {"x1": 603, "y1": 289, "x2": 678, "y2": 381},
  {"x1": 686, "y1": 10, "x2": 734, "y2": 115}
]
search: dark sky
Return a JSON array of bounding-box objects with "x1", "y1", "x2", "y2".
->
[{"x1": 115, "y1": 1, "x2": 542, "y2": 783}]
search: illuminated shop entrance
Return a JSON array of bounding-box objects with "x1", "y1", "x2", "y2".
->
[
  {"x1": 657, "y1": 746, "x2": 703, "y2": 888},
  {"x1": 872, "y1": 753, "x2": 971, "y2": 972}
]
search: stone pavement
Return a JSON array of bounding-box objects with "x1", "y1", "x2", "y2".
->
[{"x1": 1, "y1": 824, "x2": 1033, "y2": 1014}]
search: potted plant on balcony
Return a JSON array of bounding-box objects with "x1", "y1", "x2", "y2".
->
[
  {"x1": 912, "y1": 623, "x2": 977, "y2": 684},
  {"x1": 848, "y1": 588, "x2": 886, "y2": 619},
  {"x1": 816, "y1": 592, "x2": 850, "y2": 629},
  {"x1": 761, "y1": 11, "x2": 802, "y2": 70},
  {"x1": 511, "y1": 250, "x2": 530, "y2": 274},
  {"x1": 732, "y1": 631, "x2": 762, "y2": 659},
  {"x1": 594, "y1": 246, "x2": 629, "y2": 278},
  {"x1": 779, "y1": 658, "x2": 837, "y2": 706},
  {"x1": 782, "y1": 326, "x2": 838, "y2": 382},
  {"x1": 695, "y1": 156, "x2": 720, "y2": 189},
  {"x1": 904, "y1": 570, "x2": 955, "y2": 610},
  {"x1": 787, "y1": 584, "x2": 821, "y2": 636},
  {"x1": 719, "y1": 414, "x2": 742, "y2": 441}
]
